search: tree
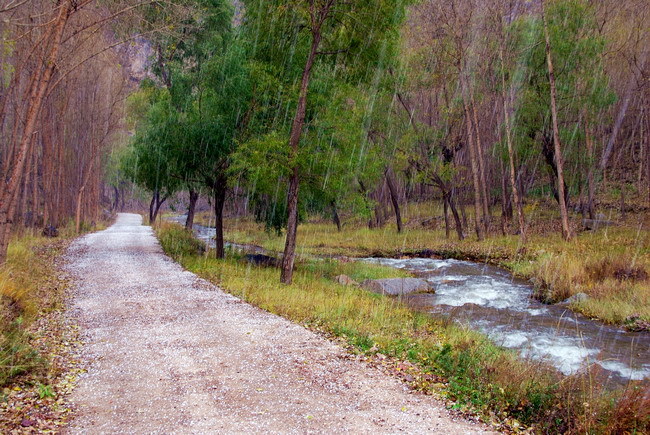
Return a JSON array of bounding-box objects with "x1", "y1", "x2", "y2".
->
[
  {"x1": 122, "y1": 86, "x2": 182, "y2": 223},
  {"x1": 508, "y1": 0, "x2": 614, "y2": 239},
  {"x1": 125, "y1": 1, "x2": 250, "y2": 257},
  {"x1": 242, "y1": 0, "x2": 411, "y2": 284},
  {"x1": 542, "y1": 0, "x2": 571, "y2": 240}
]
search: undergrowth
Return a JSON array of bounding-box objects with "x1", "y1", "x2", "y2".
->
[
  {"x1": 0, "y1": 219, "x2": 106, "y2": 387},
  {"x1": 157, "y1": 222, "x2": 649, "y2": 434},
  {"x1": 0, "y1": 232, "x2": 69, "y2": 386}
]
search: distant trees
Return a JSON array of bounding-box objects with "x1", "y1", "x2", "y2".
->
[
  {"x1": 124, "y1": 0, "x2": 250, "y2": 258},
  {"x1": 3, "y1": 0, "x2": 646, "y2": 266},
  {"x1": 0, "y1": 0, "x2": 142, "y2": 263},
  {"x1": 387, "y1": 0, "x2": 637, "y2": 243}
]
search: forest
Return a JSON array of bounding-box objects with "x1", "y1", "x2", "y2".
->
[{"x1": 0, "y1": 0, "x2": 649, "y2": 433}]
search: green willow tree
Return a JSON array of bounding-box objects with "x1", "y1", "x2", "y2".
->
[
  {"x1": 124, "y1": 0, "x2": 251, "y2": 257},
  {"x1": 242, "y1": 0, "x2": 411, "y2": 284},
  {"x1": 122, "y1": 84, "x2": 182, "y2": 223}
]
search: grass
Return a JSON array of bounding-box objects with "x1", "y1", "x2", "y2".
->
[
  {"x1": 0, "y1": 220, "x2": 107, "y2": 387},
  {"x1": 0, "y1": 232, "x2": 68, "y2": 386},
  {"x1": 157, "y1": 222, "x2": 649, "y2": 434},
  {"x1": 194, "y1": 198, "x2": 650, "y2": 328}
]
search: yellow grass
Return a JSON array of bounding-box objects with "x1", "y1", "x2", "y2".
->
[{"x1": 194, "y1": 199, "x2": 650, "y2": 326}]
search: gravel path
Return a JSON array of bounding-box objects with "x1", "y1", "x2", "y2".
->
[{"x1": 64, "y1": 213, "x2": 494, "y2": 434}]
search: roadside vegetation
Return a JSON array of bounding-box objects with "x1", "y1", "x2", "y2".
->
[
  {"x1": 0, "y1": 222, "x2": 105, "y2": 431},
  {"x1": 158, "y1": 222, "x2": 649, "y2": 434},
  {"x1": 194, "y1": 198, "x2": 650, "y2": 330},
  {"x1": 0, "y1": 230, "x2": 70, "y2": 386}
]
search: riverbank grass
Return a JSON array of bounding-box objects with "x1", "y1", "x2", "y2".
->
[
  {"x1": 196, "y1": 202, "x2": 650, "y2": 327},
  {"x1": 157, "y1": 222, "x2": 649, "y2": 434}
]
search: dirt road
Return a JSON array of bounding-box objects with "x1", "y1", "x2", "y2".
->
[{"x1": 64, "y1": 213, "x2": 494, "y2": 434}]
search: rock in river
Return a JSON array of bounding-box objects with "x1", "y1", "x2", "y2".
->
[
  {"x1": 564, "y1": 292, "x2": 589, "y2": 304},
  {"x1": 361, "y1": 278, "x2": 434, "y2": 296}
]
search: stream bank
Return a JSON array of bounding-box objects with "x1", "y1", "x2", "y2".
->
[{"x1": 170, "y1": 217, "x2": 649, "y2": 387}]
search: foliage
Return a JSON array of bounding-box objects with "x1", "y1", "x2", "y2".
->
[
  {"x1": 233, "y1": 0, "x2": 412, "y2": 232},
  {"x1": 0, "y1": 232, "x2": 71, "y2": 386},
  {"x1": 123, "y1": 0, "x2": 251, "y2": 213},
  {"x1": 508, "y1": 0, "x2": 615, "y2": 192}
]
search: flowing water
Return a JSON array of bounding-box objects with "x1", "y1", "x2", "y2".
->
[
  {"x1": 364, "y1": 257, "x2": 649, "y2": 387},
  {"x1": 170, "y1": 217, "x2": 649, "y2": 387}
]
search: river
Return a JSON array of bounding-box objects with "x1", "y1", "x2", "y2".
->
[{"x1": 173, "y1": 218, "x2": 649, "y2": 387}]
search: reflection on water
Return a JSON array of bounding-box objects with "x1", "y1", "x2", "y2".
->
[{"x1": 364, "y1": 257, "x2": 649, "y2": 386}]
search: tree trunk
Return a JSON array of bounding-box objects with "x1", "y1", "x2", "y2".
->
[
  {"x1": 542, "y1": 1, "x2": 571, "y2": 241},
  {"x1": 1, "y1": 181, "x2": 22, "y2": 255},
  {"x1": 470, "y1": 92, "x2": 490, "y2": 234},
  {"x1": 149, "y1": 190, "x2": 167, "y2": 225},
  {"x1": 113, "y1": 186, "x2": 120, "y2": 212},
  {"x1": 0, "y1": 1, "x2": 72, "y2": 263},
  {"x1": 461, "y1": 88, "x2": 485, "y2": 241},
  {"x1": 331, "y1": 201, "x2": 341, "y2": 232},
  {"x1": 646, "y1": 112, "x2": 650, "y2": 208},
  {"x1": 214, "y1": 181, "x2": 226, "y2": 259},
  {"x1": 384, "y1": 168, "x2": 403, "y2": 233},
  {"x1": 21, "y1": 144, "x2": 34, "y2": 226},
  {"x1": 600, "y1": 80, "x2": 634, "y2": 171},
  {"x1": 584, "y1": 120, "x2": 596, "y2": 219},
  {"x1": 185, "y1": 190, "x2": 199, "y2": 230},
  {"x1": 281, "y1": 27, "x2": 323, "y2": 285},
  {"x1": 500, "y1": 159, "x2": 509, "y2": 236},
  {"x1": 443, "y1": 195, "x2": 450, "y2": 239},
  {"x1": 499, "y1": 46, "x2": 526, "y2": 242},
  {"x1": 149, "y1": 190, "x2": 158, "y2": 223},
  {"x1": 75, "y1": 187, "x2": 85, "y2": 234},
  {"x1": 76, "y1": 157, "x2": 95, "y2": 234},
  {"x1": 447, "y1": 190, "x2": 464, "y2": 241}
]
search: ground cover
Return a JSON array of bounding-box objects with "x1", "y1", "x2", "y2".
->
[
  {"x1": 194, "y1": 199, "x2": 649, "y2": 329},
  {"x1": 157, "y1": 222, "x2": 650, "y2": 433},
  {"x1": 0, "y1": 223, "x2": 106, "y2": 432}
]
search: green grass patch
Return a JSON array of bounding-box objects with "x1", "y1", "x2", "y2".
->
[{"x1": 157, "y1": 222, "x2": 649, "y2": 433}]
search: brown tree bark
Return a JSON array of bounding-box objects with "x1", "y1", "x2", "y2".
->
[
  {"x1": 584, "y1": 120, "x2": 596, "y2": 220},
  {"x1": 499, "y1": 46, "x2": 527, "y2": 242},
  {"x1": 0, "y1": 1, "x2": 72, "y2": 263},
  {"x1": 185, "y1": 190, "x2": 199, "y2": 230},
  {"x1": 461, "y1": 82, "x2": 485, "y2": 241},
  {"x1": 445, "y1": 190, "x2": 464, "y2": 241},
  {"x1": 499, "y1": 159, "x2": 509, "y2": 236},
  {"x1": 470, "y1": 92, "x2": 490, "y2": 234},
  {"x1": 600, "y1": 79, "x2": 634, "y2": 171},
  {"x1": 331, "y1": 201, "x2": 342, "y2": 232},
  {"x1": 280, "y1": 13, "x2": 326, "y2": 284},
  {"x1": 76, "y1": 156, "x2": 96, "y2": 234},
  {"x1": 384, "y1": 167, "x2": 403, "y2": 233},
  {"x1": 214, "y1": 178, "x2": 227, "y2": 259},
  {"x1": 542, "y1": 0, "x2": 571, "y2": 241},
  {"x1": 149, "y1": 190, "x2": 168, "y2": 225},
  {"x1": 443, "y1": 195, "x2": 450, "y2": 238}
]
